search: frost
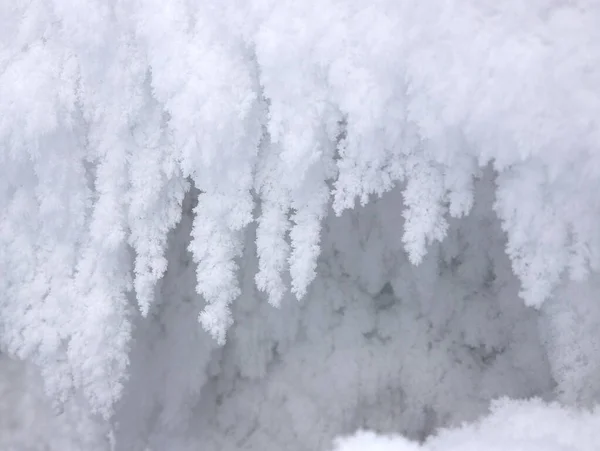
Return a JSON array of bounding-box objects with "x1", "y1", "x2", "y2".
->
[{"x1": 1, "y1": 0, "x2": 600, "y2": 448}]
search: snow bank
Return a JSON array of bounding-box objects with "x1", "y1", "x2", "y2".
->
[{"x1": 334, "y1": 398, "x2": 600, "y2": 451}]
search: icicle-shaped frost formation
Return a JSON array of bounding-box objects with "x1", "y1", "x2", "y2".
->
[
  {"x1": 0, "y1": 0, "x2": 89, "y2": 408},
  {"x1": 253, "y1": 138, "x2": 291, "y2": 307},
  {"x1": 127, "y1": 81, "x2": 188, "y2": 317},
  {"x1": 327, "y1": 1, "x2": 410, "y2": 212},
  {"x1": 69, "y1": 26, "x2": 145, "y2": 418},
  {"x1": 134, "y1": 0, "x2": 265, "y2": 343},
  {"x1": 254, "y1": 1, "x2": 340, "y2": 303}
]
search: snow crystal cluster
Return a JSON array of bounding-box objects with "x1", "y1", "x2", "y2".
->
[{"x1": 1, "y1": 0, "x2": 600, "y2": 450}]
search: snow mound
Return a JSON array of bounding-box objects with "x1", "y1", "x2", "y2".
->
[{"x1": 334, "y1": 398, "x2": 600, "y2": 451}]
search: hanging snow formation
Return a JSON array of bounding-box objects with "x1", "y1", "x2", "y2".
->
[{"x1": 1, "y1": 1, "x2": 600, "y2": 449}]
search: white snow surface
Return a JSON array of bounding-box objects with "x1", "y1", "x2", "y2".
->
[
  {"x1": 335, "y1": 398, "x2": 600, "y2": 451},
  {"x1": 1, "y1": 0, "x2": 600, "y2": 450}
]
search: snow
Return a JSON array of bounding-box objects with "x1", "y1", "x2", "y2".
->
[
  {"x1": 335, "y1": 398, "x2": 600, "y2": 451},
  {"x1": 1, "y1": 0, "x2": 600, "y2": 449}
]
